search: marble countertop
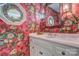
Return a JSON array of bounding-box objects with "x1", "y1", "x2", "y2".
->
[{"x1": 29, "y1": 33, "x2": 79, "y2": 48}]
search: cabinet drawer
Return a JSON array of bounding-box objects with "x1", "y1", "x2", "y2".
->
[
  {"x1": 55, "y1": 46, "x2": 78, "y2": 56},
  {"x1": 36, "y1": 45, "x2": 53, "y2": 56},
  {"x1": 30, "y1": 38, "x2": 53, "y2": 50},
  {"x1": 30, "y1": 38, "x2": 56, "y2": 56},
  {"x1": 30, "y1": 39, "x2": 53, "y2": 56}
]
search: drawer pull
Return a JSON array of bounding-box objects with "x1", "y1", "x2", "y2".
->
[
  {"x1": 39, "y1": 51, "x2": 43, "y2": 55},
  {"x1": 32, "y1": 46, "x2": 34, "y2": 49},
  {"x1": 62, "y1": 51, "x2": 65, "y2": 55}
]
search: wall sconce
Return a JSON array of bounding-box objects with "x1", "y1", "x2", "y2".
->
[
  {"x1": 63, "y1": 4, "x2": 69, "y2": 12},
  {"x1": 61, "y1": 3, "x2": 72, "y2": 20}
]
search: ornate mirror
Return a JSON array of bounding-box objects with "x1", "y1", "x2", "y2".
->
[
  {"x1": 3, "y1": 4, "x2": 23, "y2": 22},
  {"x1": 0, "y1": 4, "x2": 26, "y2": 25},
  {"x1": 47, "y1": 16, "x2": 55, "y2": 26}
]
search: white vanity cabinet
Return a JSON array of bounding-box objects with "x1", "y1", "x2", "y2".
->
[{"x1": 30, "y1": 33, "x2": 79, "y2": 56}]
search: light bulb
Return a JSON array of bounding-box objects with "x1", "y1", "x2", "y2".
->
[{"x1": 63, "y1": 4, "x2": 69, "y2": 12}]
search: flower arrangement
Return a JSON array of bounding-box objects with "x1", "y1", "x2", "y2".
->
[{"x1": 60, "y1": 13, "x2": 79, "y2": 33}]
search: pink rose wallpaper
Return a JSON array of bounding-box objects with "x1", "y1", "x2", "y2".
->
[{"x1": 0, "y1": 3, "x2": 79, "y2": 56}]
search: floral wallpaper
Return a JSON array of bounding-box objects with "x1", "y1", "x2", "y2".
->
[
  {"x1": 0, "y1": 3, "x2": 30, "y2": 56},
  {"x1": 0, "y1": 3, "x2": 79, "y2": 56},
  {"x1": 38, "y1": 3, "x2": 79, "y2": 33},
  {"x1": 0, "y1": 19, "x2": 30, "y2": 56}
]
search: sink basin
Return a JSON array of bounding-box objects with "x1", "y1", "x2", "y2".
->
[
  {"x1": 44, "y1": 33, "x2": 59, "y2": 38},
  {"x1": 44, "y1": 33, "x2": 79, "y2": 39}
]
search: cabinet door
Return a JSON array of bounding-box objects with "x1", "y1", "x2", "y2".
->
[
  {"x1": 30, "y1": 38, "x2": 54, "y2": 56},
  {"x1": 30, "y1": 38, "x2": 38, "y2": 56},
  {"x1": 35, "y1": 44, "x2": 53, "y2": 56},
  {"x1": 50, "y1": 42, "x2": 78, "y2": 56},
  {"x1": 54, "y1": 46, "x2": 78, "y2": 56}
]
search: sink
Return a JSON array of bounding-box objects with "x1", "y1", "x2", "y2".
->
[
  {"x1": 43, "y1": 33, "x2": 59, "y2": 38},
  {"x1": 44, "y1": 33, "x2": 79, "y2": 40}
]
